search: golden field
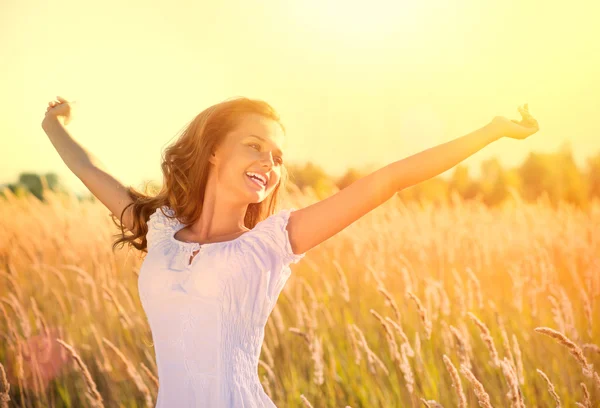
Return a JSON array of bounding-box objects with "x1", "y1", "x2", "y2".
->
[{"x1": 0, "y1": 186, "x2": 599, "y2": 407}]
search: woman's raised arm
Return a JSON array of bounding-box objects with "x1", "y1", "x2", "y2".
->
[
  {"x1": 286, "y1": 104, "x2": 540, "y2": 256},
  {"x1": 41, "y1": 98, "x2": 135, "y2": 232}
]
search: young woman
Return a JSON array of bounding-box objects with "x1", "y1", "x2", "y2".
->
[{"x1": 42, "y1": 95, "x2": 539, "y2": 407}]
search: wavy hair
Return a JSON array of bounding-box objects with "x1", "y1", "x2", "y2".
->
[{"x1": 110, "y1": 96, "x2": 292, "y2": 253}]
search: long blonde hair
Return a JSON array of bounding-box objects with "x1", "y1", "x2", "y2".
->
[{"x1": 111, "y1": 96, "x2": 292, "y2": 253}]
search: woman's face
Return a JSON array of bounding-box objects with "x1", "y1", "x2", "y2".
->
[{"x1": 209, "y1": 113, "x2": 286, "y2": 203}]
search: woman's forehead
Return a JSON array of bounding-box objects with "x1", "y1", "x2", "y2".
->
[
  {"x1": 232, "y1": 115, "x2": 285, "y2": 144},
  {"x1": 237, "y1": 114, "x2": 282, "y2": 134}
]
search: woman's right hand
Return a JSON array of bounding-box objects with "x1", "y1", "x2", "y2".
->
[
  {"x1": 45, "y1": 96, "x2": 77, "y2": 126},
  {"x1": 491, "y1": 103, "x2": 540, "y2": 141}
]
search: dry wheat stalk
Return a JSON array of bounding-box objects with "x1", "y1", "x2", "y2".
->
[
  {"x1": 452, "y1": 268, "x2": 467, "y2": 317},
  {"x1": 29, "y1": 297, "x2": 49, "y2": 339},
  {"x1": 4, "y1": 295, "x2": 31, "y2": 338},
  {"x1": 580, "y1": 288, "x2": 593, "y2": 339},
  {"x1": 400, "y1": 266, "x2": 414, "y2": 294},
  {"x1": 332, "y1": 260, "x2": 350, "y2": 302},
  {"x1": 311, "y1": 336, "x2": 325, "y2": 385},
  {"x1": 300, "y1": 394, "x2": 314, "y2": 407},
  {"x1": 288, "y1": 326, "x2": 324, "y2": 385},
  {"x1": 581, "y1": 343, "x2": 600, "y2": 355},
  {"x1": 346, "y1": 324, "x2": 362, "y2": 365},
  {"x1": 500, "y1": 357, "x2": 525, "y2": 408},
  {"x1": 49, "y1": 287, "x2": 69, "y2": 317},
  {"x1": 0, "y1": 362, "x2": 10, "y2": 408},
  {"x1": 506, "y1": 265, "x2": 524, "y2": 313},
  {"x1": 414, "y1": 332, "x2": 424, "y2": 374},
  {"x1": 377, "y1": 286, "x2": 401, "y2": 322},
  {"x1": 420, "y1": 398, "x2": 444, "y2": 407},
  {"x1": 289, "y1": 327, "x2": 311, "y2": 346},
  {"x1": 266, "y1": 318, "x2": 281, "y2": 349},
  {"x1": 466, "y1": 280, "x2": 474, "y2": 312},
  {"x1": 102, "y1": 285, "x2": 135, "y2": 329},
  {"x1": 13, "y1": 340, "x2": 25, "y2": 408},
  {"x1": 139, "y1": 362, "x2": 159, "y2": 389},
  {"x1": 294, "y1": 292, "x2": 305, "y2": 327},
  {"x1": 465, "y1": 267, "x2": 483, "y2": 309},
  {"x1": 512, "y1": 334, "x2": 524, "y2": 385},
  {"x1": 62, "y1": 264, "x2": 100, "y2": 307},
  {"x1": 261, "y1": 343, "x2": 275, "y2": 368},
  {"x1": 55, "y1": 339, "x2": 104, "y2": 408},
  {"x1": 533, "y1": 327, "x2": 594, "y2": 378},
  {"x1": 449, "y1": 325, "x2": 471, "y2": 370},
  {"x1": 442, "y1": 354, "x2": 466, "y2": 408},
  {"x1": 497, "y1": 316, "x2": 518, "y2": 388},
  {"x1": 468, "y1": 312, "x2": 501, "y2": 368},
  {"x1": 406, "y1": 290, "x2": 432, "y2": 340},
  {"x1": 436, "y1": 283, "x2": 451, "y2": 317},
  {"x1": 102, "y1": 337, "x2": 153, "y2": 407},
  {"x1": 368, "y1": 265, "x2": 385, "y2": 289},
  {"x1": 260, "y1": 374, "x2": 272, "y2": 399},
  {"x1": 556, "y1": 286, "x2": 579, "y2": 343},
  {"x1": 370, "y1": 309, "x2": 400, "y2": 363},
  {"x1": 424, "y1": 282, "x2": 439, "y2": 322},
  {"x1": 398, "y1": 341, "x2": 415, "y2": 394},
  {"x1": 89, "y1": 325, "x2": 113, "y2": 373},
  {"x1": 299, "y1": 279, "x2": 319, "y2": 326},
  {"x1": 0, "y1": 303, "x2": 20, "y2": 345},
  {"x1": 386, "y1": 317, "x2": 414, "y2": 357},
  {"x1": 547, "y1": 295, "x2": 566, "y2": 334},
  {"x1": 460, "y1": 365, "x2": 493, "y2": 408},
  {"x1": 579, "y1": 382, "x2": 591, "y2": 408},
  {"x1": 440, "y1": 320, "x2": 454, "y2": 354},
  {"x1": 258, "y1": 359, "x2": 277, "y2": 389},
  {"x1": 536, "y1": 368, "x2": 560, "y2": 408},
  {"x1": 350, "y1": 324, "x2": 388, "y2": 376},
  {"x1": 271, "y1": 304, "x2": 285, "y2": 334},
  {"x1": 350, "y1": 323, "x2": 375, "y2": 374},
  {"x1": 117, "y1": 282, "x2": 137, "y2": 313}
]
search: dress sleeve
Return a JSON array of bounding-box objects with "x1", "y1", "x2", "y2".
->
[
  {"x1": 253, "y1": 207, "x2": 306, "y2": 267},
  {"x1": 245, "y1": 208, "x2": 306, "y2": 309},
  {"x1": 146, "y1": 206, "x2": 175, "y2": 251}
]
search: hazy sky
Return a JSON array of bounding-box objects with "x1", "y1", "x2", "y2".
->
[{"x1": 2, "y1": 0, "x2": 599, "y2": 195}]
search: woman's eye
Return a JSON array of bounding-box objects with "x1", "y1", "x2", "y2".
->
[{"x1": 250, "y1": 143, "x2": 283, "y2": 165}]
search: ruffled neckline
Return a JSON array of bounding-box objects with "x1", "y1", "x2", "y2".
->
[
  {"x1": 170, "y1": 222, "x2": 251, "y2": 250},
  {"x1": 153, "y1": 206, "x2": 257, "y2": 271},
  {"x1": 150, "y1": 205, "x2": 299, "y2": 271}
]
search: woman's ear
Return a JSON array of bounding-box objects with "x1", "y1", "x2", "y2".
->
[{"x1": 208, "y1": 151, "x2": 217, "y2": 165}]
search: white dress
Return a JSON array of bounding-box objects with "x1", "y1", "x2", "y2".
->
[{"x1": 138, "y1": 205, "x2": 306, "y2": 407}]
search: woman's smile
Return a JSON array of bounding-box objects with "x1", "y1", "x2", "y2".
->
[{"x1": 245, "y1": 172, "x2": 265, "y2": 190}]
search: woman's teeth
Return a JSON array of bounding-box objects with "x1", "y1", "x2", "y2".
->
[{"x1": 247, "y1": 174, "x2": 265, "y2": 188}]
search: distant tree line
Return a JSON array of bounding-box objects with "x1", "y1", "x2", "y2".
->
[
  {"x1": 286, "y1": 143, "x2": 600, "y2": 210},
  {"x1": 2, "y1": 143, "x2": 599, "y2": 209}
]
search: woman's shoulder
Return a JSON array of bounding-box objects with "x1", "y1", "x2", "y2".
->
[
  {"x1": 243, "y1": 207, "x2": 305, "y2": 266},
  {"x1": 146, "y1": 205, "x2": 180, "y2": 250}
]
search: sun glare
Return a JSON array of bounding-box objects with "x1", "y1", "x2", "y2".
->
[{"x1": 288, "y1": 0, "x2": 422, "y2": 45}]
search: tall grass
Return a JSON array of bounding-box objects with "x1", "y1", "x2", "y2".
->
[{"x1": 0, "y1": 186, "x2": 599, "y2": 407}]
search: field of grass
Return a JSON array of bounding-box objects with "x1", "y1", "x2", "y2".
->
[{"x1": 0, "y1": 187, "x2": 599, "y2": 407}]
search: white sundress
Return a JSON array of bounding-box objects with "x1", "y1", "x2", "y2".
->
[{"x1": 137, "y1": 205, "x2": 306, "y2": 407}]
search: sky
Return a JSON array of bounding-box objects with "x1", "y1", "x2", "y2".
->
[{"x1": 2, "y1": 0, "x2": 599, "y2": 195}]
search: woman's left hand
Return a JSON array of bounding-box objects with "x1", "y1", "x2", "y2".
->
[{"x1": 491, "y1": 103, "x2": 540, "y2": 140}]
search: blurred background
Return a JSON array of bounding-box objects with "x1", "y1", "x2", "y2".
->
[{"x1": 2, "y1": 0, "x2": 599, "y2": 208}]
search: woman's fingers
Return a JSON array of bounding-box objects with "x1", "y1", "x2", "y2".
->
[{"x1": 518, "y1": 104, "x2": 535, "y2": 123}]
